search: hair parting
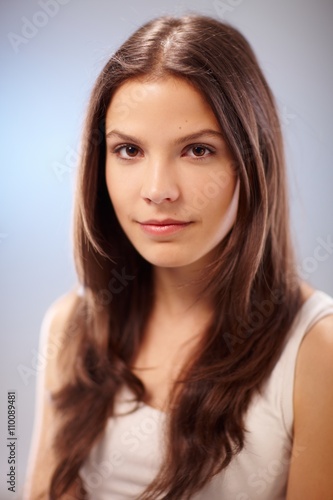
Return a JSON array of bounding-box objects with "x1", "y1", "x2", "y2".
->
[{"x1": 47, "y1": 14, "x2": 302, "y2": 499}]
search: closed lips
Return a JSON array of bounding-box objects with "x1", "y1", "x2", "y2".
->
[
  {"x1": 139, "y1": 219, "x2": 191, "y2": 225},
  {"x1": 138, "y1": 219, "x2": 193, "y2": 236}
]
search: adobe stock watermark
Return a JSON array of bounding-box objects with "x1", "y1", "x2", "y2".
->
[
  {"x1": 232, "y1": 442, "x2": 307, "y2": 499},
  {"x1": 52, "y1": 120, "x2": 105, "y2": 182},
  {"x1": 180, "y1": 168, "x2": 235, "y2": 220},
  {"x1": 80, "y1": 408, "x2": 162, "y2": 495},
  {"x1": 17, "y1": 267, "x2": 135, "y2": 386},
  {"x1": 223, "y1": 289, "x2": 284, "y2": 353},
  {"x1": 297, "y1": 235, "x2": 333, "y2": 279},
  {"x1": 178, "y1": 99, "x2": 299, "y2": 221},
  {"x1": 52, "y1": 145, "x2": 79, "y2": 182},
  {"x1": 61, "y1": 406, "x2": 163, "y2": 499},
  {"x1": 223, "y1": 234, "x2": 333, "y2": 352},
  {"x1": 16, "y1": 301, "x2": 83, "y2": 387},
  {"x1": 213, "y1": 0, "x2": 245, "y2": 19},
  {"x1": 111, "y1": 83, "x2": 150, "y2": 122},
  {"x1": 7, "y1": 0, "x2": 71, "y2": 54},
  {"x1": 95, "y1": 267, "x2": 135, "y2": 309},
  {"x1": 281, "y1": 105, "x2": 297, "y2": 127}
]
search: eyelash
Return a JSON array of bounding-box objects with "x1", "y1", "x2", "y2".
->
[
  {"x1": 184, "y1": 144, "x2": 216, "y2": 159},
  {"x1": 112, "y1": 144, "x2": 141, "y2": 159},
  {"x1": 111, "y1": 143, "x2": 216, "y2": 161}
]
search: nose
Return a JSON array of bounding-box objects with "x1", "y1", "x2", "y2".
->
[{"x1": 140, "y1": 157, "x2": 180, "y2": 204}]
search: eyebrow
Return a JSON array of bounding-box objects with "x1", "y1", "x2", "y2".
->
[{"x1": 105, "y1": 128, "x2": 225, "y2": 145}]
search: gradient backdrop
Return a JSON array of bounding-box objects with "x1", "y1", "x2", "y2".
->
[{"x1": 1, "y1": 0, "x2": 332, "y2": 497}]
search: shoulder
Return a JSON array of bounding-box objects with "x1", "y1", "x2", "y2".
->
[
  {"x1": 40, "y1": 287, "x2": 81, "y2": 390},
  {"x1": 42, "y1": 287, "x2": 80, "y2": 332},
  {"x1": 295, "y1": 281, "x2": 333, "y2": 383},
  {"x1": 294, "y1": 283, "x2": 333, "y2": 410},
  {"x1": 287, "y1": 306, "x2": 333, "y2": 497},
  {"x1": 23, "y1": 288, "x2": 83, "y2": 498},
  {"x1": 294, "y1": 311, "x2": 333, "y2": 411}
]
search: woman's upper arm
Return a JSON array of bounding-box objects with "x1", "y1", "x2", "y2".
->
[
  {"x1": 23, "y1": 290, "x2": 79, "y2": 499},
  {"x1": 286, "y1": 314, "x2": 333, "y2": 500}
]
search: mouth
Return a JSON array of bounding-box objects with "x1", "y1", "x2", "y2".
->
[{"x1": 137, "y1": 219, "x2": 193, "y2": 236}]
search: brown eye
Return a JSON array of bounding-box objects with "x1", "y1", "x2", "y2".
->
[
  {"x1": 125, "y1": 145, "x2": 139, "y2": 157},
  {"x1": 185, "y1": 144, "x2": 214, "y2": 158},
  {"x1": 113, "y1": 144, "x2": 141, "y2": 159},
  {"x1": 192, "y1": 146, "x2": 206, "y2": 157}
]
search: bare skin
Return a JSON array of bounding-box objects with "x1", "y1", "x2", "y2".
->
[
  {"x1": 105, "y1": 77, "x2": 239, "y2": 272},
  {"x1": 130, "y1": 267, "x2": 214, "y2": 411},
  {"x1": 25, "y1": 281, "x2": 333, "y2": 499},
  {"x1": 105, "y1": 75, "x2": 239, "y2": 411},
  {"x1": 23, "y1": 290, "x2": 84, "y2": 499},
  {"x1": 25, "y1": 75, "x2": 333, "y2": 497},
  {"x1": 286, "y1": 288, "x2": 333, "y2": 499}
]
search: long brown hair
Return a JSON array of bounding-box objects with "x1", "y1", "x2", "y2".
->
[{"x1": 48, "y1": 14, "x2": 302, "y2": 499}]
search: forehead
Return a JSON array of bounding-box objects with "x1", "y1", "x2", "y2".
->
[{"x1": 105, "y1": 76, "x2": 221, "y2": 135}]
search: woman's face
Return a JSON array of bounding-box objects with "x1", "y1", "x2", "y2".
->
[{"x1": 105, "y1": 76, "x2": 238, "y2": 270}]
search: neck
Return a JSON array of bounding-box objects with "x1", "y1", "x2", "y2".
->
[{"x1": 152, "y1": 264, "x2": 212, "y2": 319}]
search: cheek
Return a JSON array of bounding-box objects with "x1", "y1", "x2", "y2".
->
[
  {"x1": 211, "y1": 178, "x2": 239, "y2": 236},
  {"x1": 105, "y1": 165, "x2": 140, "y2": 201},
  {"x1": 192, "y1": 171, "x2": 238, "y2": 245},
  {"x1": 105, "y1": 170, "x2": 141, "y2": 230},
  {"x1": 106, "y1": 169, "x2": 125, "y2": 207},
  {"x1": 196, "y1": 170, "x2": 237, "y2": 217}
]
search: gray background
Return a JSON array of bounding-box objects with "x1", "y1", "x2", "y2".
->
[{"x1": 1, "y1": 0, "x2": 332, "y2": 497}]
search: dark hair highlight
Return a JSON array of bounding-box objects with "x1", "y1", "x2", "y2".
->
[{"x1": 47, "y1": 14, "x2": 302, "y2": 499}]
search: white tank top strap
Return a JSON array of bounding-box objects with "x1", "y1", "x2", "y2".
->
[
  {"x1": 78, "y1": 288, "x2": 333, "y2": 499},
  {"x1": 280, "y1": 290, "x2": 333, "y2": 438}
]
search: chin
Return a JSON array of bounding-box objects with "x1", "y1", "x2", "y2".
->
[
  {"x1": 134, "y1": 246, "x2": 187, "y2": 268},
  {"x1": 143, "y1": 256, "x2": 188, "y2": 269},
  {"x1": 138, "y1": 247, "x2": 207, "y2": 271}
]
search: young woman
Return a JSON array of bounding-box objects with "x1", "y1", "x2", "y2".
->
[{"x1": 25, "y1": 14, "x2": 333, "y2": 500}]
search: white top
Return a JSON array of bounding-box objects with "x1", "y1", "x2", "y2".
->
[{"x1": 79, "y1": 290, "x2": 333, "y2": 499}]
